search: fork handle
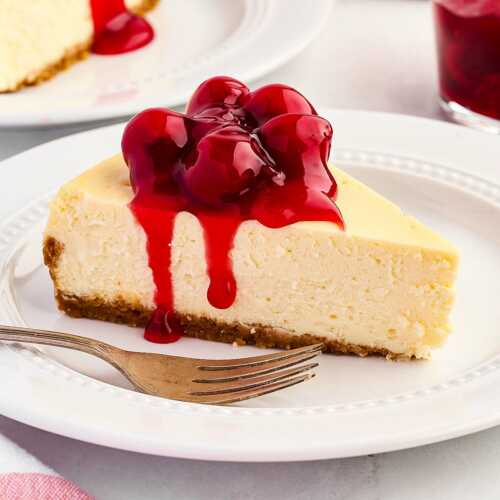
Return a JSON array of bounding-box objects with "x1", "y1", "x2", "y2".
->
[{"x1": 0, "y1": 324, "x2": 120, "y2": 362}]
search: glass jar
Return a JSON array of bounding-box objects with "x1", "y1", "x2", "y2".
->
[{"x1": 433, "y1": 0, "x2": 500, "y2": 133}]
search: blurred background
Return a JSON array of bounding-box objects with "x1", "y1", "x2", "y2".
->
[{"x1": 0, "y1": 0, "x2": 443, "y2": 161}]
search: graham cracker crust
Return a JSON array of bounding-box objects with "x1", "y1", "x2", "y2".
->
[
  {"x1": 2, "y1": 0, "x2": 160, "y2": 93},
  {"x1": 43, "y1": 236, "x2": 64, "y2": 281},
  {"x1": 52, "y1": 290, "x2": 397, "y2": 358}
]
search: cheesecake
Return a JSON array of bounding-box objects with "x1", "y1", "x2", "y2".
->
[
  {"x1": 0, "y1": 0, "x2": 158, "y2": 93},
  {"x1": 43, "y1": 77, "x2": 459, "y2": 359}
]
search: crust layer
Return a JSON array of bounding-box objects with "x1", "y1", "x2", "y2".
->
[
  {"x1": 53, "y1": 290, "x2": 397, "y2": 358},
  {"x1": 2, "y1": 0, "x2": 160, "y2": 93}
]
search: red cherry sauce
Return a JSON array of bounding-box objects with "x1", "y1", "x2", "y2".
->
[
  {"x1": 90, "y1": 0, "x2": 154, "y2": 55},
  {"x1": 122, "y1": 77, "x2": 344, "y2": 343},
  {"x1": 434, "y1": 2, "x2": 500, "y2": 120}
]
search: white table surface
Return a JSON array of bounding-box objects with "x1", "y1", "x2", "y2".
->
[{"x1": 1, "y1": 1, "x2": 496, "y2": 499}]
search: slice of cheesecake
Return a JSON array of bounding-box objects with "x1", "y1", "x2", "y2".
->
[
  {"x1": 43, "y1": 76, "x2": 459, "y2": 359},
  {"x1": 44, "y1": 154, "x2": 458, "y2": 359},
  {"x1": 0, "y1": 0, "x2": 158, "y2": 93}
]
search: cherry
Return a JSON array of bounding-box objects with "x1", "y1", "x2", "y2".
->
[
  {"x1": 242, "y1": 84, "x2": 316, "y2": 125},
  {"x1": 186, "y1": 76, "x2": 250, "y2": 116},
  {"x1": 122, "y1": 108, "x2": 189, "y2": 194},
  {"x1": 258, "y1": 114, "x2": 335, "y2": 195},
  {"x1": 183, "y1": 126, "x2": 271, "y2": 206}
]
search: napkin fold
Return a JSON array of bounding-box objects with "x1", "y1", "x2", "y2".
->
[{"x1": 0, "y1": 433, "x2": 93, "y2": 500}]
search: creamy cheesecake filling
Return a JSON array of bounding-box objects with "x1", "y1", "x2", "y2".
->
[{"x1": 44, "y1": 155, "x2": 458, "y2": 359}]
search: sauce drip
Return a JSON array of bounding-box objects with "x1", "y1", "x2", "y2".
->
[
  {"x1": 122, "y1": 77, "x2": 344, "y2": 343},
  {"x1": 90, "y1": 0, "x2": 154, "y2": 55}
]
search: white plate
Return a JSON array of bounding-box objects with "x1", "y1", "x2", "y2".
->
[
  {"x1": 1, "y1": 110, "x2": 500, "y2": 462},
  {"x1": 0, "y1": 0, "x2": 331, "y2": 128}
]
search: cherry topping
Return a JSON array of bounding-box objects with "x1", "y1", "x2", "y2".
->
[
  {"x1": 122, "y1": 76, "x2": 343, "y2": 344},
  {"x1": 258, "y1": 114, "x2": 336, "y2": 196},
  {"x1": 122, "y1": 109, "x2": 189, "y2": 194},
  {"x1": 183, "y1": 126, "x2": 272, "y2": 206},
  {"x1": 90, "y1": 0, "x2": 154, "y2": 55},
  {"x1": 186, "y1": 76, "x2": 250, "y2": 116},
  {"x1": 242, "y1": 84, "x2": 317, "y2": 125}
]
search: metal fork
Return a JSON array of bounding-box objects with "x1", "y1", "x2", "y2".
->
[{"x1": 0, "y1": 325, "x2": 321, "y2": 405}]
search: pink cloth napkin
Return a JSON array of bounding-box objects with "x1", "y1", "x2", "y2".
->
[{"x1": 0, "y1": 433, "x2": 93, "y2": 500}]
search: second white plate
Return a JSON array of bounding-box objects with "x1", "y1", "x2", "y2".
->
[{"x1": 0, "y1": 0, "x2": 331, "y2": 127}]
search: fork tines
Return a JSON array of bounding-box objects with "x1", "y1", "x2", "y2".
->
[{"x1": 190, "y1": 343, "x2": 323, "y2": 404}]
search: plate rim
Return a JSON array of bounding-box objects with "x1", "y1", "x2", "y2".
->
[{"x1": 2, "y1": 109, "x2": 500, "y2": 461}]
